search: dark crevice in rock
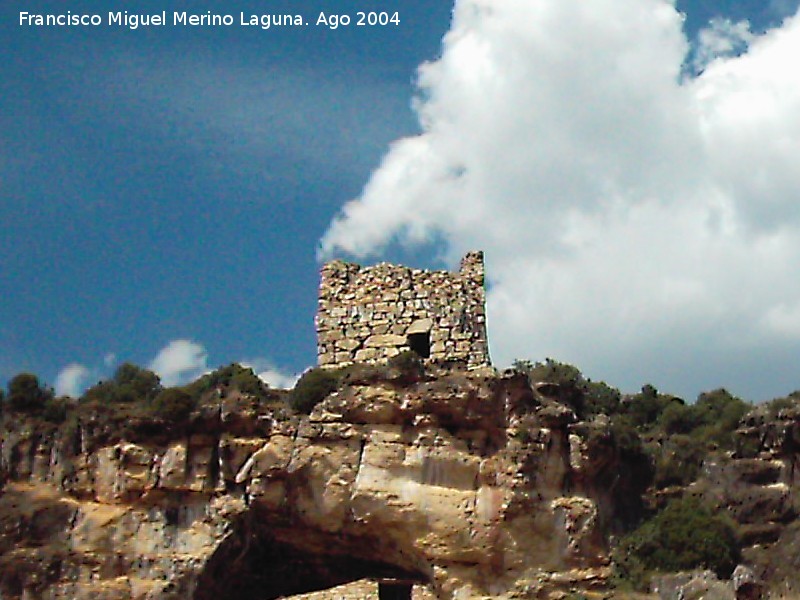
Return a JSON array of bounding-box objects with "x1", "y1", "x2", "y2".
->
[{"x1": 191, "y1": 515, "x2": 429, "y2": 600}]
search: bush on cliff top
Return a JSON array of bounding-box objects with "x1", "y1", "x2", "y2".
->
[
  {"x1": 82, "y1": 363, "x2": 162, "y2": 405},
  {"x1": 114, "y1": 362, "x2": 162, "y2": 400},
  {"x1": 619, "y1": 384, "x2": 688, "y2": 433},
  {"x1": 512, "y1": 358, "x2": 621, "y2": 419},
  {"x1": 152, "y1": 388, "x2": 196, "y2": 422},
  {"x1": 658, "y1": 389, "x2": 748, "y2": 444},
  {"x1": 289, "y1": 368, "x2": 340, "y2": 414},
  {"x1": 185, "y1": 363, "x2": 273, "y2": 401},
  {"x1": 766, "y1": 394, "x2": 797, "y2": 417},
  {"x1": 6, "y1": 373, "x2": 53, "y2": 412}
]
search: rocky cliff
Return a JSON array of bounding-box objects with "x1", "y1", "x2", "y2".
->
[
  {"x1": 687, "y1": 401, "x2": 800, "y2": 598},
  {"x1": 2, "y1": 366, "x2": 800, "y2": 599},
  {"x1": 0, "y1": 366, "x2": 649, "y2": 600}
]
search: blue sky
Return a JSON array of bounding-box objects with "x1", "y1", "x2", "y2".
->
[
  {"x1": 3, "y1": 0, "x2": 800, "y2": 401},
  {"x1": 2, "y1": 0, "x2": 450, "y2": 390}
]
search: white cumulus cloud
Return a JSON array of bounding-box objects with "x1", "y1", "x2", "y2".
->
[
  {"x1": 242, "y1": 358, "x2": 300, "y2": 390},
  {"x1": 55, "y1": 363, "x2": 90, "y2": 397},
  {"x1": 693, "y1": 18, "x2": 754, "y2": 72},
  {"x1": 149, "y1": 339, "x2": 209, "y2": 387},
  {"x1": 320, "y1": 0, "x2": 800, "y2": 400}
]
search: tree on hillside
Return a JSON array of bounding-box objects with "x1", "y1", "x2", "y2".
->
[
  {"x1": 184, "y1": 363, "x2": 271, "y2": 401},
  {"x1": 6, "y1": 372, "x2": 52, "y2": 412},
  {"x1": 82, "y1": 363, "x2": 162, "y2": 404},
  {"x1": 621, "y1": 384, "x2": 683, "y2": 431},
  {"x1": 113, "y1": 363, "x2": 161, "y2": 401}
]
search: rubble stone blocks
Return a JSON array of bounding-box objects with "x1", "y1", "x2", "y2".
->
[{"x1": 316, "y1": 251, "x2": 490, "y2": 368}]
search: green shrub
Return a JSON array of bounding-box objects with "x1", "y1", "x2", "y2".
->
[
  {"x1": 113, "y1": 363, "x2": 161, "y2": 401},
  {"x1": 152, "y1": 388, "x2": 195, "y2": 422},
  {"x1": 82, "y1": 380, "x2": 139, "y2": 404},
  {"x1": 584, "y1": 380, "x2": 622, "y2": 417},
  {"x1": 81, "y1": 363, "x2": 162, "y2": 405},
  {"x1": 82, "y1": 381, "x2": 118, "y2": 404},
  {"x1": 658, "y1": 402, "x2": 700, "y2": 435},
  {"x1": 42, "y1": 397, "x2": 70, "y2": 424},
  {"x1": 766, "y1": 393, "x2": 798, "y2": 417},
  {"x1": 185, "y1": 363, "x2": 272, "y2": 401},
  {"x1": 6, "y1": 372, "x2": 51, "y2": 412},
  {"x1": 613, "y1": 496, "x2": 740, "y2": 590},
  {"x1": 692, "y1": 389, "x2": 749, "y2": 448},
  {"x1": 653, "y1": 434, "x2": 706, "y2": 487},
  {"x1": 647, "y1": 389, "x2": 750, "y2": 488},
  {"x1": 622, "y1": 385, "x2": 684, "y2": 431},
  {"x1": 289, "y1": 368, "x2": 340, "y2": 414},
  {"x1": 511, "y1": 358, "x2": 621, "y2": 419},
  {"x1": 233, "y1": 372, "x2": 268, "y2": 396},
  {"x1": 608, "y1": 416, "x2": 654, "y2": 526},
  {"x1": 511, "y1": 359, "x2": 534, "y2": 376},
  {"x1": 528, "y1": 358, "x2": 585, "y2": 413}
]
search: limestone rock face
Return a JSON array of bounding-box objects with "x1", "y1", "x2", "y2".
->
[
  {"x1": 0, "y1": 371, "x2": 640, "y2": 600},
  {"x1": 675, "y1": 402, "x2": 800, "y2": 598},
  {"x1": 653, "y1": 571, "x2": 735, "y2": 600}
]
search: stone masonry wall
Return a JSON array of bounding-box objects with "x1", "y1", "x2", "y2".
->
[
  {"x1": 316, "y1": 251, "x2": 490, "y2": 368},
  {"x1": 291, "y1": 579, "x2": 435, "y2": 599}
]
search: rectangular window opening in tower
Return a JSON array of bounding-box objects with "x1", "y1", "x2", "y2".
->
[{"x1": 408, "y1": 332, "x2": 431, "y2": 359}]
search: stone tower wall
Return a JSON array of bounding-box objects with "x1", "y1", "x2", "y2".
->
[{"x1": 316, "y1": 251, "x2": 490, "y2": 368}]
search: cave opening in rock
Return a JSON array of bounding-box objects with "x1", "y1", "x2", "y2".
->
[
  {"x1": 407, "y1": 332, "x2": 431, "y2": 359},
  {"x1": 192, "y1": 516, "x2": 430, "y2": 600},
  {"x1": 378, "y1": 580, "x2": 413, "y2": 599}
]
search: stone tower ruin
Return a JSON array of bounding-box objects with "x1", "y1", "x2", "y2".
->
[{"x1": 316, "y1": 251, "x2": 490, "y2": 368}]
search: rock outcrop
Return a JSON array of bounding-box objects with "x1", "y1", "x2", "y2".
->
[
  {"x1": 0, "y1": 368, "x2": 638, "y2": 600},
  {"x1": 687, "y1": 402, "x2": 800, "y2": 598}
]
